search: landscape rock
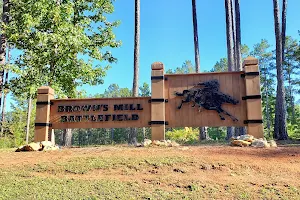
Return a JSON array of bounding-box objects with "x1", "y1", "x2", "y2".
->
[
  {"x1": 238, "y1": 135, "x2": 254, "y2": 143},
  {"x1": 142, "y1": 139, "x2": 152, "y2": 147},
  {"x1": 15, "y1": 141, "x2": 59, "y2": 152},
  {"x1": 171, "y1": 141, "x2": 180, "y2": 147},
  {"x1": 15, "y1": 145, "x2": 26, "y2": 152},
  {"x1": 251, "y1": 139, "x2": 268, "y2": 148},
  {"x1": 269, "y1": 140, "x2": 277, "y2": 148},
  {"x1": 41, "y1": 141, "x2": 54, "y2": 148},
  {"x1": 151, "y1": 140, "x2": 180, "y2": 147},
  {"x1": 24, "y1": 142, "x2": 42, "y2": 151},
  {"x1": 231, "y1": 140, "x2": 251, "y2": 147},
  {"x1": 43, "y1": 145, "x2": 59, "y2": 151},
  {"x1": 230, "y1": 135, "x2": 275, "y2": 149}
]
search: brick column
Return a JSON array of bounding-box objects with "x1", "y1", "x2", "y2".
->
[
  {"x1": 243, "y1": 56, "x2": 264, "y2": 138},
  {"x1": 150, "y1": 62, "x2": 165, "y2": 141},
  {"x1": 34, "y1": 86, "x2": 54, "y2": 142}
]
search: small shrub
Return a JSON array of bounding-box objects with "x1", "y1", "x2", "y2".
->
[
  {"x1": 166, "y1": 127, "x2": 198, "y2": 144},
  {"x1": 0, "y1": 137, "x2": 15, "y2": 148}
]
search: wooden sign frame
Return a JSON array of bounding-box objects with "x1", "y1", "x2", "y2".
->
[{"x1": 34, "y1": 57, "x2": 264, "y2": 142}]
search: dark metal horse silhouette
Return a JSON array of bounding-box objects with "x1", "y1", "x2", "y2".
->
[{"x1": 175, "y1": 79, "x2": 239, "y2": 121}]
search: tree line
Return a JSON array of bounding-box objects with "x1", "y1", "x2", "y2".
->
[{"x1": 0, "y1": 0, "x2": 299, "y2": 147}]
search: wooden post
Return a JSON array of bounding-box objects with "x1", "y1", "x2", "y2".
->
[
  {"x1": 151, "y1": 62, "x2": 165, "y2": 141},
  {"x1": 243, "y1": 57, "x2": 264, "y2": 138},
  {"x1": 34, "y1": 86, "x2": 54, "y2": 142}
]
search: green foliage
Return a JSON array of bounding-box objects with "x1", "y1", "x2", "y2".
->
[
  {"x1": 0, "y1": 97, "x2": 36, "y2": 147},
  {"x1": 166, "y1": 127, "x2": 199, "y2": 144},
  {"x1": 211, "y1": 58, "x2": 228, "y2": 72},
  {"x1": 139, "y1": 82, "x2": 151, "y2": 97},
  {"x1": 6, "y1": 0, "x2": 121, "y2": 98},
  {"x1": 166, "y1": 60, "x2": 195, "y2": 74},
  {"x1": 95, "y1": 84, "x2": 132, "y2": 98},
  {"x1": 207, "y1": 127, "x2": 227, "y2": 140},
  {"x1": 287, "y1": 105, "x2": 300, "y2": 139},
  {"x1": 0, "y1": 136, "x2": 15, "y2": 148}
]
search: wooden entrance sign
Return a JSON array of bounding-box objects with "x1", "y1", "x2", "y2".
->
[{"x1": 34, "y1": 57, "x2": 264, "y2": 142}]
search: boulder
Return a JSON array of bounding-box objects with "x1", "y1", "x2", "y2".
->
[
  {"x1": 238, "y1": 135, "x2": 255, "y2": 142},
  {"x1": 269, "y1": 140, "x2": 277, "y2": 148},
  {"x1": 15, "y1": 145, "x2": 25, "y2": 152},
  {"x1": 251, "y1": 139, "x2": 268, "y2": 148},
  {"x1": 152, "y1": 140, "x2": 179, "y2": 147},
  {"x1": 24, "y1": 142, "x2": 42, "y2": 151},
  {"x1": 43, "y1": 145, "x2": 59, "y2": 151},
  {"x1": 231, "y1": 140, "x2": 251, "y2": 147},
  {"x1": 170, "y1": 141, "x2": 180, "y2": 147},
  {"x1": 41, "y1": 141, "x2": 53, "y2": 149},
  {"x1": 142, "y1": 139, "x2": 152, "y2": 147}
]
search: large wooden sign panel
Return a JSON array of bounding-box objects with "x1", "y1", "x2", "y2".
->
[
  {"x1": 34, "y1": 57, "x2": 264, "y2": 142},
  {"x1": 50, "y1": 97, "x2": 151, "y2": 129},
  {"x1": 165, "y1": 71, "x2": 247, "y2": 127}
]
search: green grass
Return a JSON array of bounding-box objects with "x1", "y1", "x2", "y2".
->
[
  {"x1": 0, "y1": 148, "x2": 299, "y2": 200},
  {"x1": 32, "y1": 156, "x2": 188, "y2": 175},
  {"x1": 0, "y1": 169, "x2": 204, "y2": 200}
]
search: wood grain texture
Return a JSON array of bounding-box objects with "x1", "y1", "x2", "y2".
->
[{"x1": 165, "y1": 72, "x2": 247, "y2": 127}]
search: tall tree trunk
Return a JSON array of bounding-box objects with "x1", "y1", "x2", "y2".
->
[
  {"x1": 63, "y1": 129, "x2": 72, "y2": 146},
  {"x1": 142, "y1": 127, "x2": 145, "y2": 141},
  {"x1": 130, "y1": 0, "x2": 140, "y2": 146},
  {"x1": 225, "y1": 0, "x2": 235, "y2": 139},
  {"x1": 132, "y1": 0, "x2": 140, "y2": 97},
  {"x1": 192, "y1": 0, "x2": 207, "y2": 140},
  {"x1": 110, "y1": 128, "x2": 114, "y2": 143},
  {"x1": 192, "y1": 0, "x2": 200, "y2": 73},
  {"x1": 234, "y1": 0, "x2": 242, "y2": 71},
  {"x1": 25, "y1": 96, "x2": 32, "y2": 144},
  {"x1": 281, "y1": 0, "x2": 287, "y2": 63},
  {"x1": 200, "y1": 127, "x2": 208, "y2": 140},
  {"x1": 230, "y1": 0, "x2": 237, "y2": 71},
  {"x1": 0, "y1": 83, "x2": 7, "y2": 136},
  {"x1": 273, "y1": 0, "x2": 288, "y2": 140},
  {"x1": 0, "y1": 0, "x2": 9, "y2": 116},
  {"x1": 0, "y1": 46, "x2": 10, "y2": 137},
  {"x1": 265, "y1": 77, "x2": 271, "y2": 138},
  {"x1": 291, "y1": 95, "x2": 295, "y2": 124},
  {"x1": 234, "y1": 0, "x2": 246, "y2": 136}
]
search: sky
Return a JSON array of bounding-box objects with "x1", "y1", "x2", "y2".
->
[{"x1": 81, "y1": 0, "x2": 300, "y2": 96}]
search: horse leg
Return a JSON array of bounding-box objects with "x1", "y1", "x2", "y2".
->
[
  {"x1": 191, "y1": 101, "x2": 196, "y2": 107},
  {"x1": 220, "y1": 107, "x2": 238, "y2": 122},
  {"x1": 178, "y1": 99, "x2": 190, "y2": 109},
  {"x1": 216, "y1": 109, "x2": 226, "y2": 120},
  {"x1": 198, "y1": 106, "x2": 203, "y2": 112},
  {"x1": 177, "y1": 100, "x2": 184, "y2": 109}
]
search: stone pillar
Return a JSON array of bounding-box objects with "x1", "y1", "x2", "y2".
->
[
  {"x1": 243, "y1": 57, "x2": 264, "y2": 138},
  {"x1": 150, "y1": 62, "x2": 165, "y2": 141},
  {"x1": 34, "y1": 86, "x2": 54, "y2": 142}
]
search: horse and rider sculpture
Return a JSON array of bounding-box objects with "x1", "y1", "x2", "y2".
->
[{"x1": 175, "y1": 79, "x2": 239, "y2": 122}]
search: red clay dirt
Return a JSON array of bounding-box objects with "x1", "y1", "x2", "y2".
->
[{"x1": 1, "y1": 145, "x2": 300, "y2": 199}]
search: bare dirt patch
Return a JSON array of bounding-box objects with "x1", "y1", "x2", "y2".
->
[{"x1": 1, "y1": 145, "x2": 300, "y2": 199}]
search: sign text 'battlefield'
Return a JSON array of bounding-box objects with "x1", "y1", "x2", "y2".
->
[
  {"x1": 58, "y1": 104, "x2": 143, "y2": 123},
  {"x1": 34, "y1": 57, "x2": 264, "y2": 142}
]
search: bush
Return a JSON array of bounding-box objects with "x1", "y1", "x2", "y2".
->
[
  {"x1": 0, "y1": 137, "x2": 15, "y2": 148},
  {"x1": 166, "y1": 127, "x2": 199, "y2": 144},
  {"x1": 288, "y1": 123, "x2": 300, "y2": 140}
]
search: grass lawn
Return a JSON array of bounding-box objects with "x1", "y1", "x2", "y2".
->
[{"x1": 0, "y1": 145, "x2": 299, "y2": 199}]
